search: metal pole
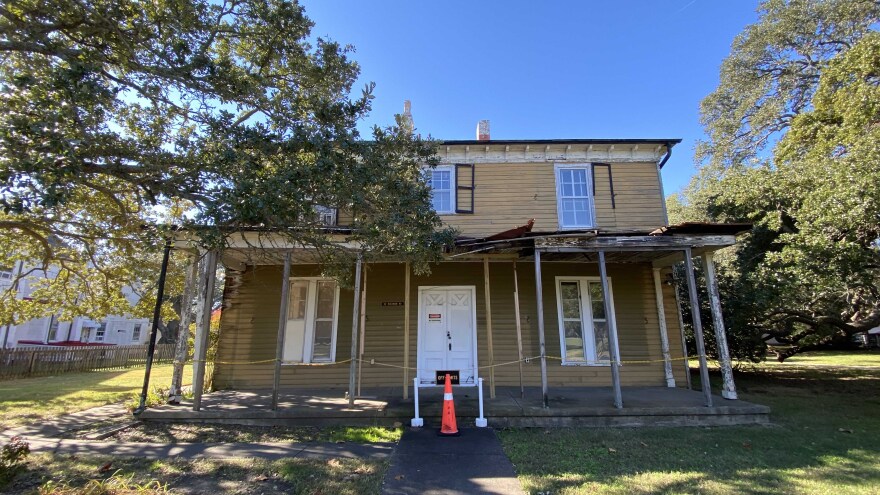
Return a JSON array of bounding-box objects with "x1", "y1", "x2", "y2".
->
[
  {"x1": 411, "y1": 377, "x2": 423, "y2": 427},
  {"x1": 347, "y1": 254, "x2": 363, "y2": 406},
  {"x1": 534, "y1": 249, "x2": 549, "y2": 408},
  {"x1": 134, "y1": 239, "x2": 172, "y2": 415},
  {"x1": 598, "y1": 251, "x2": 623, "y2": 409},
  {"x1": 512, "y1": 260, "x2": 525, "y2": 398},
  {"x1": 272, "y1": 251, "x2": 292, "y2": 410},
  {"x1": 683, "y1": 247, "x2": 713, "y2": 407}
]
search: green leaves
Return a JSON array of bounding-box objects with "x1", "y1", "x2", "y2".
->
[
  {"x1": 0, "y1": 0, "x2": 450, "y2": 322},
  {"x1": 681, "y1": 3, "x2": 880, "y2": 361}
]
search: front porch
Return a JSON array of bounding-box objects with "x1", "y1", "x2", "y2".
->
[{"x1": 139, "y1": 386, "x2": 770, "y2": 428}]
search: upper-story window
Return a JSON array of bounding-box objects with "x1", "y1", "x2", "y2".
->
[
  {"x1": 555, "y1": 164, "x2": 594, "y2": 229},
  {"x1": 429, "y1": 165, "x2": 456, "y2": 214}
]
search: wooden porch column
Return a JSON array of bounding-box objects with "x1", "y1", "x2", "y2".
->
[
  {"x1": 672, "y1": 271, "x2": 693, "y2": 390},
  {"x1": 169, "y1": 253, "x2": 199, "y2": 404},
  {"x1": 347, "y1": 255, "x2": 363, "y2": 406},
  {"x1": 533, "y1": 249, "x2": 549, "y2": 408},
  {"x1": 598, "y1": 251, "x2": 623, "y2": 409},
  {"x1": 701, "y1": 252, "x2": 738, "y2": 400},
  {"x1": 403, "y1": 262, "x2": 411, "y2": 399},
  {"x1": 271, "y1": 251, "x2": 292, "y2": 410},
  {"x1": 192, "y1": 249, "x2": 218, "y2": 412},
  {"x1": 483, "y1": 256, "x2": 496, "y2": 398},
  {"x1": 357, "y1": 264, "x2": 368, "y2": 397},
  {"x1": 512, "y1": 260, "x2": 525, "y2": 398},
  {"x1": 683, "y1": 247, "x2": 713, "y2": 407},
  {"x1": 652, "y1": 268, "x2": 676, "y2": 388}
]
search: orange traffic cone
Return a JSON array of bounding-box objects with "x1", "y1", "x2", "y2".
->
[{"x1": 439, "y1": 373, "x2": 459, "y2": 436}]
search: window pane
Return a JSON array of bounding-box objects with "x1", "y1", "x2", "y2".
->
[
  {"x1": 571, "y1": 169, "x2": 587, "y2": 196},
  {"x1": 315, "y1": 281, "x2": 336, "y2": 319},
  {"x1": 288, "y1": 282, "x2": 308, "y2": 320},
  {"x1": 559, "y1": 282, "x2": 580, "y2": 318},
  {"x1": 312, "y1": 320, "x2": 333, "y2": 361},
  {"x1": 432, "y1": 190, "x2": 451, "y2": 212},
  {"x1": 593, "y1": 321, "x2": 610, "y2": 362},
  {"x1": 589, "y1": 282, "x2": 605, "y2": 319},
  {"x1": 564, "y1": 321, "x2": 586, "y2": 362}
]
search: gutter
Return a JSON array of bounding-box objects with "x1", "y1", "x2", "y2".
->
[{"x1": 657, "y1": 142, "x2": 675, "y2": 224}]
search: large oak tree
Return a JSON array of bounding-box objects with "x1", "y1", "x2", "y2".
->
[
  {"x1": 674, "y1": 0, "x2": 880, "y2": 361},
  {"x1": 0, "y1": 0, "x2": 452, "y2": 327}
]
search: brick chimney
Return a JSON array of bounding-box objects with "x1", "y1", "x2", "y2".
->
[{"x1": 476, "y1": 120, "x2": 490, "y2": 141}]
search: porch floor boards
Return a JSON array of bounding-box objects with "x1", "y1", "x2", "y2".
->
[{"x1": 139, "y1": 386, "x2": 770, "y2": 428}]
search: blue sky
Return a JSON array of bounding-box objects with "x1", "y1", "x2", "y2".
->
[{"x1": 303, "y1": 0, "x2": 760, "y2": 194}]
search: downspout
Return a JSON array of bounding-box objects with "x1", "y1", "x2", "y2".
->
[{"x1": 657, "y1": 142, "x2": 674, "y2": 226}]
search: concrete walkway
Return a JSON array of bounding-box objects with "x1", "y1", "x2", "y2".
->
[
  {"x1": 23, "y1": 437, "x2": 394, "y2": 460},
  {"x1": 1, "y1": 402, "x2": 393, "y2": 461},
  {"x1": 382, "y1": 428, "x2": 524, "y2": 495}
]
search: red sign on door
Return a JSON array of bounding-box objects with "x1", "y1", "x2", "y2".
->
[{"x1": 428, "y1": 313, "x2": 442, "y2": 321}]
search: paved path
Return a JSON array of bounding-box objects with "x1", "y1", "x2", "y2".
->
[
  {"x1": 382, "y1": 428, "x2": 524, "y2": 495},
  {"x1": 1, "y1": 402, "x2": 392, "y2": 461},
  {"x1": 23, "y1": 437, "x2": 393, "y2": 460},
  {"x1": 1, "y1": 402, "x2": 131, "y2": 441}
]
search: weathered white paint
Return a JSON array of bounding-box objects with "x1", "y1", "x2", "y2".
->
[
  {"x1": 192, "y1": 250, "x2": 218, "y2": 412},
  {"x1": 702, "y1": 252, "x2": 738, "y2": 400},
  {"x1": 652, "y1": 268, "x2": 676, "y2": 388}
]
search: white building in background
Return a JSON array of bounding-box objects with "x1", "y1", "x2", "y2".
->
[{"x1": 0, "y1": 263, "x2": 152, "y2": 348}]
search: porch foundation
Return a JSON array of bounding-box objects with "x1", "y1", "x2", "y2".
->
[{"x1": 139, "y1": 386, "x2": 770, "y2": 428}]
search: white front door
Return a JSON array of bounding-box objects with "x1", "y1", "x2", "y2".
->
[{"x1": 417, "y1": 287, "x2": 477, "y2": 386}]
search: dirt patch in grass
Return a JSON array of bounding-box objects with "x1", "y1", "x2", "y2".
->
[
  {"x1": 4, "y1": 453, "x2": 386, "y2": 495},
  {"x1": 110, "y1": 423, "x2": 402, "y2": 444}
]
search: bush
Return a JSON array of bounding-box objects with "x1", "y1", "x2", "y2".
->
[{"x1": 0, "y1": 436, "x2": 30, "y2": 485}]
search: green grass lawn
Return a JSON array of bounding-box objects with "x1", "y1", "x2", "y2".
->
[
  {"x1": 772, "y1": 349, "x2": 880, "y2": 367},
  {"x1": 499, "y1": 351, "x2": 880, "y2": 494},
  {"x1": 0, "y1": 364, "x2": 191, "y2": 430}
]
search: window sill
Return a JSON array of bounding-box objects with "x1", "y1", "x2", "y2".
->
[{"x1": 560, "y1": 361, "x2": 612, "y2": 367}]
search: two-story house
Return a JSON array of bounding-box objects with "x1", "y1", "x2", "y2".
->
[{"x1": 189, "y1": 119, "x2": 747, "y2": 421}]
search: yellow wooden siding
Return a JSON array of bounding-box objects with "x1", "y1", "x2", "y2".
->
[
  {"x1": 214, "y1": 261, "x2": 684, "y2": 390},
  {"x1": 333, "y1": 162, "x2": 665, "y2": 237}
]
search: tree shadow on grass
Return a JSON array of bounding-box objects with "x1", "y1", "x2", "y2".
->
[{"x1": 500, "y1": 369, "x2": 880, "y2": 494}]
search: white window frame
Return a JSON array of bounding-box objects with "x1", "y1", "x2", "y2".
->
[
  {"x1": 554, "y1": 276, "x2": 620, "y2": 366},
  {"x1": 554, "y1": 163, "x2": 595, "y2": 229},
  {"x1": 95, "y1": 323, "x2": 106, "y2": 342},
  {"x1": 428, "y1": 165, "x2": 456, "y2": 215},
  {"x1": 132, "y1": 323, "x2": 142, "y2": 342},
  {"x1": 283, "y1": 277, "x2": 341, "y2": 364}
]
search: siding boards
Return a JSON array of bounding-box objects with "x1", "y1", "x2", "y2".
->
[
  {"x1": 336, "y1": 162, "x2": 665, "y2": 237},
  {"x1": 215, "y1": 261, "x2": 679, "y2": 390}
]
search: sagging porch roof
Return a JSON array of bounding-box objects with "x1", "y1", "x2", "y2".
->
[{"x1": 202, "y1": 221, "x2": 751, "y2": 269}]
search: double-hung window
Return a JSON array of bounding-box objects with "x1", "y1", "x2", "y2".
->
[
  {"x1": 95, "y1": 323, "x2": 107, "y2": 342},
  {"x1": 555, "y1": 277, "x2": 617, "y2": 365},
  {"x1": 555, "y1": 164, "x2": 594, "y2": 229},
  {"x1": 283, "y1": 278, "x2": 340, "y2": 364},
  {"x1": 428, "y1": 165, "x2": 456, "y2": 214},
  {"x1": 132, "y1": 324, "x2": 142, "y2": 342}
]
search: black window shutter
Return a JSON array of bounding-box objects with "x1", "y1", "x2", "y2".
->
[{"x1": 455, "y1": 163, "x2": 475, "y2": 214}]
